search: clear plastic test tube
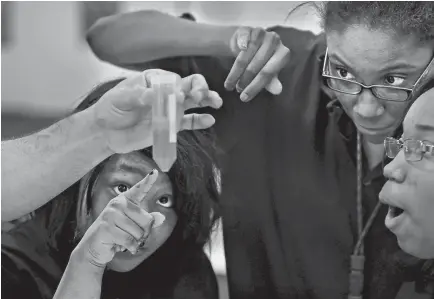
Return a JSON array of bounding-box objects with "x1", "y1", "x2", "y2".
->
[{"x1": 150, "y1": 74, "x2": 178, "y2": 172}]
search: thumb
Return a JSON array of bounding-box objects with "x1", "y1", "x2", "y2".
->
[
  {"x1": 265, "y1": 76, "x2": 283, "y2": 95},
  {"x1": 230, "y1": 27, "x2": 251, "y2": 54},
  {"x1": 109, "y1": 86, "x2": 154, "y2": 112},
  {"x1": 124, "y1": 169, "x2": 159, "y2": 205}
]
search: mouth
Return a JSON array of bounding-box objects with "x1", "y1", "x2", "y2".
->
[
  {"x1": 379, "y1": 191, "x2": 406, "y2": 231},
  {"x1": 356, "y1": 122, "x2": 392, "y2": 133},
  {"x1": 385, "y1": 202, "x2": 406, "y2": 232},
  {"x1": 388, "y1": 205, "x2": 404, "y2": 218}
]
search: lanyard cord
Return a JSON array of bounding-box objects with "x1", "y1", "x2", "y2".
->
[
  {"x1": 348, "y1": 131, "x2": 382, "y2": 299},
  {"x1": 356, "y1": 132, "x2": 364, "y2": 255}
]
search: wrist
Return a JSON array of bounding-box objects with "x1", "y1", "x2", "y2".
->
[
  {"x1": 206, "y1": 25, "x2": 238, "y2": 57},
  {"x1": 73, "y1": 107, "x2": 115, "y2": 157},
  {"x1": 70, "y1": 247, "x2": 107, "y2": 275}
]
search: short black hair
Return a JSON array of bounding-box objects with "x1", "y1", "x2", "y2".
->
[{"x1": 319, "y1": 2, "x2": 434, "y2": 44}]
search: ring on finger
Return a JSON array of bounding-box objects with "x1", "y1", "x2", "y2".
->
[{"x1": 138, "y1": 234, "x2": 149, "y2": 248}]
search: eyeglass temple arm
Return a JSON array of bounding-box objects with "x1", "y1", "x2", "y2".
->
[
  {"x1": 424, "y1": 144, "x2": 434, "y2": 156},
  {"x1": 409, "y1": 56, "x2": 434, "y2": 101},
  {"x1": 322, "y1": 48, "x2": 329, "y2": 74}
]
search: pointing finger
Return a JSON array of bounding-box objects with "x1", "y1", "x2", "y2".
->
[{"x1": 124, "y1": 169, "x2": 159, "y2": 205}]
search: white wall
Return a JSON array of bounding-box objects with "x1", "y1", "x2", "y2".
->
[
  {"x1": 1, "y1": 1, "x2": 321, "y2": 117},
  {"x1": 1, "y1": 2, "x2": 130, "y2": 116}
]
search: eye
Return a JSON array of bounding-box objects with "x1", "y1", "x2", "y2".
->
[
  {"x1": 156, "y1": 195, "x2": 174, "y2": 208},
  {"x1": 335, "y1": 67, "x2": 356, "y2": 80},
  {"x1": 114, "y1": 184, "x2": 130, "y2": 195},
  {"x1": 384, "y1": 75, "x2": 405, "y2": 86}
]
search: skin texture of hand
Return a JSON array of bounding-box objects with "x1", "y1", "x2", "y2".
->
[
  {"x1": 75, "y1": 169, "x2": 159, "y2": 268},
  {"x1": 87, "y1": 11, "x2": 289, "y2": 103},
  {"x1": 90, "y1": 69, "x2": 223, "y2": 154},
  {"x1": 225, "y1": 26, "x2": 291, "y2": 102}
]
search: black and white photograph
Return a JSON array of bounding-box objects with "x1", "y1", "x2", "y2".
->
[{"x1": 1, "y1": 2, "x2": 434, "y2": 299}]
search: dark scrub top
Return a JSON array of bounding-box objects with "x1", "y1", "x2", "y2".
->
[
  {"x1": 1, "y1": 189, "x2": 219, "y2": 299},
  {"x1": 143, "y1": 27, "x2": 433, "y2": 299}
]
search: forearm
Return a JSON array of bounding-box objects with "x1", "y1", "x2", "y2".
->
[
  {"x1": 53, "y1": 250, "x2": 105, "y2": 299},
  {"x1": 87, "y1": 10, "x2": 236, "y2": 67},
  {"x1": 1, "y1": 108, "x2": 112, "y2": 222}
]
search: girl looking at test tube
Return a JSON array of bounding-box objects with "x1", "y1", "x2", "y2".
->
[{"x1": 2, "y1": 78, "x2": 221, "y2": 299}]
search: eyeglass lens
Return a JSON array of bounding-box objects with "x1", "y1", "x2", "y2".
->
[
  {"x1": 324, "y1": 55, "x2": 409, "y2": 101},
  {"x1": 384, "y1": 138, "x2": 424, "y2": 161}
]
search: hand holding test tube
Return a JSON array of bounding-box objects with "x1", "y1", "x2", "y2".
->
[{"x1": 91, "y1": 69, "x2": 222, "y2": 156}]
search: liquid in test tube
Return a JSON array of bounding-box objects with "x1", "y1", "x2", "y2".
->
[{"x1": 151, "y1": 74, "x2": 178, "y2": 172}]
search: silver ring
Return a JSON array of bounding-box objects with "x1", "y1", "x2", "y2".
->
[{"x1": 138, "y1": 234, "x2": 149, "y2": 248}]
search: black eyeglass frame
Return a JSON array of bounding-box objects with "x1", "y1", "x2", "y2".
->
[{"x1": 322, "y1": 48, "x2": 434, "y2": 102}]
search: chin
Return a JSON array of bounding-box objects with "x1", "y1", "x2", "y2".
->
[
  {"x1": 398, "y1": 238, "x2": 434, "y2": 259},
  {"x1": 355, "y1": 123, "x2": 397, "y2": 144},
  {"x1": 107, "y1": 262, "x2": 140, "y2": 273},
  {"x1": 107, "y1": 256, "x2": 145, "y2": 272},
  {"x1": 361, "y1": 133, "x2": 388, "y2": 144}
]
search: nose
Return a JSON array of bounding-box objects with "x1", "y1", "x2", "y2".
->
[
  {"x1": 353, "y1": 89, "x2": 385, "y2": 118},
  {"x1": 383, "y1": 151, "x2": 406, "y2": 182}
]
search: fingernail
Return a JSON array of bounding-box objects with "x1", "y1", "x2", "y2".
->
[
  {"x1": 240, "y1": 93, "x2": 249, "y2": 102},
  {"x1": 144, "y1": 169, "x2": 158, "y2": 184},
  {"x1": 224, "y1": 82, "x2": 234, "y2": 91},
  {"x1": 238, "y1": 36, "x2": 248, "y2": 50},
  {"x1": 149, "y1": 168, "x2": 158, "y2": 177}
]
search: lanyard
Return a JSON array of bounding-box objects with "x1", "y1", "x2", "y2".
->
[{"x1": 348, "y1": 131, "x2": 382, "y2": 299}]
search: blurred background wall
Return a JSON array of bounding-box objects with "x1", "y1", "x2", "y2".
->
[
  {"x1": 1, "y1": 1, "x2": 321, "y2": 137},
  {"x1": 1, "y1": 2, "x2": 423, "y2": 299}
]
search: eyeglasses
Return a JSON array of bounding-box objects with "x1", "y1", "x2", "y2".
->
[
  {"x1": 322, "y1": 48, "x2": 434, "y2": 102},
  {"x1": 384, "y1": 137, "x2": 434, "y2": 162}
]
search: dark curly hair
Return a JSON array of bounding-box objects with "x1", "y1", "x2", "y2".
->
[
  {"x1": 318, "y1": 2, "x2": 434, "y2": 44},
  {"x1": 44, "y1": 78, "x2": 221, "y2": 256}
]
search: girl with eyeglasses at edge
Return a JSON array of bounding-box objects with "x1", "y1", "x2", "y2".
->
[
  {"x1": 380, "y1": 79, "x2": 434, "y2": 296},
  {"x1": 69, "y1": 2, "x2": 434, "y2": 299}
]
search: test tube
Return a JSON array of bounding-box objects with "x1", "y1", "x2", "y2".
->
[{"x1": 150, "y1": 74, "x2": 178, "y2": 172}]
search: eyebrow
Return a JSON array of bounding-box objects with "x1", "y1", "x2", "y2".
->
[
  {"x1": 116, "y1": 160, "x2": 152, "y2": 176},
  {"x1": 381, "y1": 62, "x2": 419, "y2": 73},
  {"x1": 329, "y1": 53, "x2": 419, "y2": 74},
  {"x1": 147, "y1": 186, "x2": 173, "y2": 199},
  {"x1": 415, "y1": 123, "x2": 434, "y2": 132},
  {"x1": 328, "y1": 53, "x2": 357, "y2": 74}
]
